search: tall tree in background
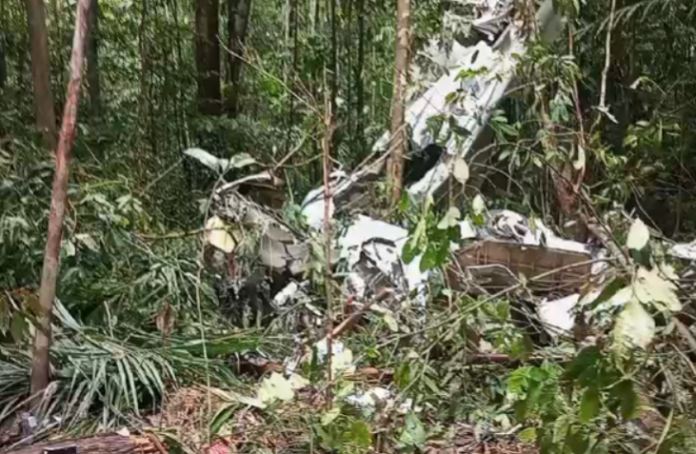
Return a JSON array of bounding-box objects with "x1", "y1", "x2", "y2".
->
[
  {"x1": 226, "y1": 0, "x2": 252, "y2": 115},
  {"x1": 25, "y1": 0, "x2": 58, "y2": 150},
  {"x1": 87, "y1": 0, "x2": 100, "y2": 117},
  {"x1": 30, "y1": 0, "x2": 90, "y2": 403},
  {"x1": 354, "y1": 0, "x2": 365, "y2": 149},
  {"x1": 329, "y1": 0, "x2": 337, "y2": 128},
  {"x1": 387, "y1": 0, "x2": 411, "y2": 204},
  {"x1": 195, "y1": 0, "x2": 221, "y2": 115},
  {"x1": 386, "y1": 0, "x2": 410, "y2": 204},
  {"x1": 0, "y1": 0, "x2": 6, "y2": 90}
]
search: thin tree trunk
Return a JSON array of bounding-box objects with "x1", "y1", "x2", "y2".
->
[
  {"x1": 329, "y1": 0, "x2": 337, "y2": 126},
  {"x1": 87, "y1": 0, "x2": 100, "y2": 117},
  {"x1": 0, "y1": 47, "x2": 5, "y2": 90},
  {"x1": 283, "y1": 0, "x2": 298, "y2": 152},
  {"x1": 0, "y1": 0, "x2": 6, "y2": 90},
  {"x1": 344, "y1": 0, "x2": 352, "y2": 145},
  {"x1": 170, "y1": 0, "x2": 193, "y2": 189},
  {"x1": 51, "y1": 0, "x2": 65, "y2": 103},
  {"x1": 226, "y1": 0, "x2": 251, "y2": 115},
  {"x1": 310, "y1": 0, "x2": 317, "y2": 34},
  {"x1": 30, "y1": 0, "x2": 90, "y2": 403},
  {"x1": 386, "y1": 0, "x2": 410, "y2": 204},
  {"x1": 321, "y1": 77, "x2": 334, "y2": 405},
  {"x1": 355, "y1": 0, "x2": 365, "y2": 149},
  {"x1": 135, "y1": 0, "x2": 149, "y2": 180},
  {"x1": 25, "y1": 0, "x2": 58, "y2": 150},
  {"x1": 195, "y1": 0, "x2": 221, "y2": 115}
]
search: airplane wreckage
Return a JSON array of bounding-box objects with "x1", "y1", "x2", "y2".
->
[{"x1": 187, "y1": 0, "x2": 696, "y2": 363}]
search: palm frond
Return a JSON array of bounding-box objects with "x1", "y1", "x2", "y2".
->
[{"x1": 0, "y1": 302, "x2": 290, "y2": 430}]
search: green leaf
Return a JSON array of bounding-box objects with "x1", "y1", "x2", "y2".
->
[
  {"x1": 210, "y1": 403, "x2": 238, "y2": 434},
  {"x1": 10, "y1": 313, "x2": 27, "y2": 342},
  {"x1": 288, "y1": 373, "x2": 309, "y2": 389},
  {"x1": 62, "y1": 239, "x2": 76, "y2": 257},
  {"x1": 587, "y1": 278, "x2": 626, "y2": 311},
  {"x1": 346, "y1": 419, "x2": 372, "y2": 448},
  {"x1": 419, "y1": 245, "x2": 440, "y2": 272},
  {"x1": 553, "y1": 415, "x2": 571, "y2": 445},
  {"x1": 75, "y1": 233, "x2": 99, "y2": 252},
  {"x1": 579, "y1": 388, "x2": 600, "y2": 423},
  {"x1": 611, "y1": 380, "x2": 639, "y2": 419},
  {"x1": 613, "y1": 299, "x2": 655, "y2": 350},
  {"x1": 227, "y1": 153, "x2": 257, "y2": 169},
  {"x1": 567, "y1": 427, "x2": 590, "y2": 454},
  {"x1": 399, "y1": 413, "x2": 426, "y2": 448},
  {"x1": 382, "y1": 311, "x2": 399, "y2": 332},
  {"x1": 258, "y1": 372, "x2": 295, "y2": 404},
  {"x1": 452, "y1": 157, "x2": 469, "y2": 185},
  {"x1": 205, "y1": 216, "x2": 236, "y2": 253},
  {"x1": 184, "y1": 148, "x2": 226, "y2": 173},
  {"x1": 331, "y1": 348, "x2": 355, "y2": 376},
  {"x1": 565, "y1": 346, "x2": 600, "y2": 383},
  {"x1": 633, "y1": 267, "x2": 681, "y2": 312},
  {"x1": 333, "y1": 382, "x2": 355, "y2": 400},
  {"x1": 518, "y1": 427, "x2": 537, "y2": 443},
  {"x1": 121, "y1": 358, "x2": 140, "y2": 415},
  {"x1": 321, "y1": 406, "x2": 341, "y2": 426},
  {"x1": 401, "y1": 239, "x2": 419, "y2": 264},
  {"x1": 395, "y1": 361, "x2": 412, "y2": 389},
  {"x1": 437, "y1": 207, "x2": 461, "y2": 230},
  {"x1": 513, "y1": 400, "x2": 527, "y2": 420},
  {"x1": 471, "y1": 194, "x2": 485, "y2": 215},
  {"x1": 626, "y1": 218, "x2": 650, "y2": 250}
]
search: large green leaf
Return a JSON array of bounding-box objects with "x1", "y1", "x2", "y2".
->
[
  {"x1": 613, "y1": 299, "x2": 655, "y2": 350},
  {"x1": 399, "y1": 412, "x2": 426, "y2": 448},
  {"x1": 626, "y1": 218, "x2": 650, "y2": 250},
  {"x1": 579, "y1": 387, "x2": 600, "y2": 423}
]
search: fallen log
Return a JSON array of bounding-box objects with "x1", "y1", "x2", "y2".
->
[{"x1": 2, "y1": 433, "x2": 163, "y2": 454}]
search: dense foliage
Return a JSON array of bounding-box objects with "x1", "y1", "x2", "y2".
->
[{"x1": 3, "y1": 0, "x2": 696, "y2": 452}]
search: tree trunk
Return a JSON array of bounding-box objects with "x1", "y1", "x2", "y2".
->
[
  {"x1": 0, "y1": 0, "x2": 6, "y2": 90},
  {"x1": 30, "y1": 0, "x2": 90, "y2": 404},
  {"x1": 0, "y1": 46, "x2": 5, "y2": 90},
  {"x1": 355, "y1": 0, "x2": 365, "y2": 150},
  {"x1": 25, "y1": 0, "x2": 58, "y2": 150},
  {"x1": 329, "y1": 0, "x2": 337, "y2": 129},
  {"x1": 226, "y1": 0, "x2": 251, "y2": 115},
  {"x1": 386, "y1": 0, "x2": 410, "y2": 204},
  {"x1": 195, "y1": 0, "x2": 221, "y2": 115},
  {"x1": 87, "y1": 0, "x2": 100, "y2": 117},
  {"x1": 283, "y1": 0, "x2": 297, "y2": 151}
]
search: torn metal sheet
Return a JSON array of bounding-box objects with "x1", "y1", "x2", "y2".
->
[
  {"x1": 537, "y1": 293, "x2": 580, "y2": 336},
  {"x1": 537, "y1": 288, "x2": 616, "y2": 339},
  {"x1": 344, "y1": 387, "x2": 392, "y2": 410},
  {"x1": 300, "y1": 171, "x2": 347, "y2": 230},
  {"x1": 670, "y1": 242, "x2": 696, "y2": 261},
  {"x1": 300, "y1": 0, "x2": 560, "y2": 229},
  {"x1": 473, "y1": 0, "x2": 513, "y2": 41},
  {"x1": 214, "y1": 190, "x2": 309, "y2": 276},
  {"x1": 273, "y1": 281, "x2": 301, "y2": 308},
  {"x1": 408, "y1": 0, "x2": 561, "y2": 198},
  {"x1": 339, "y1": 215, "x2": 428, "y2": 306},
  {"x1": 460, "y1": 210, "x2": 592, "y2": 255}
]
